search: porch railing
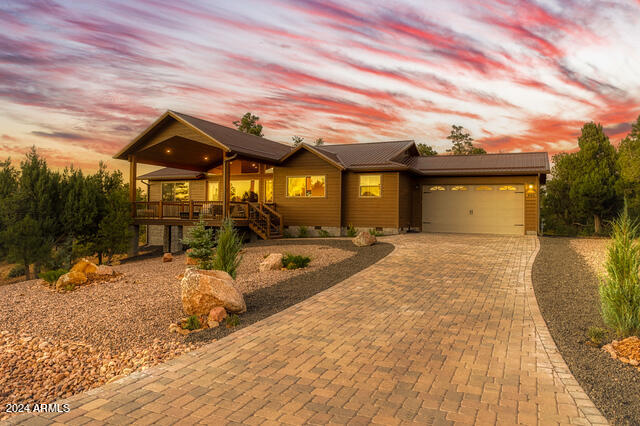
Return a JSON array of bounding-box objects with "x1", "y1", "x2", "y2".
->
[{"x1": 133, "y1": 201, "x2": 250, "y2": 221}]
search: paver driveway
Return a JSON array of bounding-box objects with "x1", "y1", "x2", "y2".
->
[{"x1": 10, "y1": 234, "x2": 606, "y2": 425}]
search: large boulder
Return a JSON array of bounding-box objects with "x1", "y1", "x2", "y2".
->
[
  {"x1": 70, "y1": 258, "x2": 98, "y2": 275},
  {"x1": 259, "y1": 253, "x2": 283, "y2": 272},
  {"x1": 353, "y1": 231, "x2": 377, "y2": 247},
  {"x1": 56, "y1": 271, "x2": 88, "y2": 291},
  {"x1": 181, "y1": 269, "x2": 246, "y2": 315}
]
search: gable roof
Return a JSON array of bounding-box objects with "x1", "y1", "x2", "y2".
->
[
  {"x1": 405, "y1": 152, "x2": 550, "y2": 175},
  {"x1": 114, "y1": 110, "x2": 291, "y2": 163},
  {"x1": 314, "y1": 140, "x2": 415, "y2": 169},
  {"x1": 279, "y1": 143, "x2": 345, "y2": 170}
]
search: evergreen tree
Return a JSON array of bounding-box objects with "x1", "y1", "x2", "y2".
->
[
  {"x1": 445, "y1": 125, "x2": 486, "y2": 155},
  {"x1": 417, "y1": 144, "x2": 438, "y2": 156},
  {"x1": 211, "y1": 217, "x2": 242, "y2": 278},
  {"x1": 182, "y1": 218, "x2": 216, "y2": 269},
  {"x1": 233, "y1": 112, "x2": 263, "y2": 137},
  {"x1": 314, "y1": 137, "x2": 324, "y2": 146},
  {"x1": 570, "y1": 122, "x2": 620, "y2": 234},
  {"x1": 617, "y1": 115, "x2": 640, "y2": 218},
  {"x1": 0, "y1": 159, "x2": 19, "y2": 260},
  {"x1": 292, "y1": 135, "x2": 304, "y2": 146}
]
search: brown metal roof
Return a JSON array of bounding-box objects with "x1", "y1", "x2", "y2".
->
[
  {"x1": 137, "y1": 168, "x2": 204, "y2": 180},
  {"x1": 170, "y1": 111, "x2": 291, "y2": 162},
  {"x1": 315, "y1": 140, "x2": 414, "y2": 168},
  {"x1": 406, "y1": 152, "x2": 550, "y2": 175}
]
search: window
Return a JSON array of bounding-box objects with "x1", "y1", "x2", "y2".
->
[
  {"x1": 360, "y1": 175, "x2": 381, "y2": 197},
  {"x1": 499, "y1": 185, "x2": 516, "y2": 191},
  {"x1": 429, "y1": 186, "x2": 445, "y2": 191},
  {"x1": 475, "y1": 186, "x2": 493, "y2": 191},
  {"x1": 207, "y1": 181, "x2": 219, "y2": 201},
  {"x1": 451, "y1": 185, "x2": 468, "y2": 191},
  {"x1": 231, "y1": 180, "x2": 259, "y2": 202},
  {"x1": 162, "y1": 182, "x2": 189, "y2": 201},
  {"x1": 287, "y1": 176, "x2": 326, "y2": 197},
  {"x1": 265, "y1": 179, "x2": 273, "y2": 203}
]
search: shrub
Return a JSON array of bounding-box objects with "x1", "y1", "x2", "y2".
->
[
  {"x1": 599, "y1": 211, "x2": 640, "y2": 338},
  {"x1": 181, "y1": 218, "x2": 215, "y2": 269},
  {"x1": 184, "y1": 315, "x2": 201, "y2": 330},
  {"x1": 368, "y1": 228, "x2": 383, "y2": 236},
  {"x1": 7, "y1": 264, "x2": 26, "y2": 278},
  {"x1": 225, "y1": 314, "x2": 240, "y2": 328},
  {"x1": 297, "y1": 226, "x2": 309, "y2": 238},
  {"x1": 282, "y1": 229, "x2": 291, "y2": 238},
  {"x1": 318, "y1": 229, "x2": 331, "y2": 238},
  {"x1": 587, "y1": 326, "x2": 607, "y2": 346},
  {"x1": 282, "y1": 253, "x2": 311, "y2": 270},
  {"x1": 39, "y1": 268, "x2": 68, "y2": 284},
  {"x1": 211, "y1": 218, "x2": 243, "y2": 279},
  {"x1": 346, "y1": 224, "x2": 357, "y2": 237}
]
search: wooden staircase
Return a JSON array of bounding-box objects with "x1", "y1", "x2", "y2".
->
[{"x1": 248, "y1": 202, "x2": 284, "y2": 240}]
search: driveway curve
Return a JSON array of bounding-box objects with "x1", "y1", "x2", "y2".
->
[{"x1": 10, "y1": 234, "x2": 606, "y2": 425}]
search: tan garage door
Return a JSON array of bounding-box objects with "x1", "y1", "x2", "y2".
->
[{"x1": 422, "y1": 184, "x2": 524, "y2": 235}]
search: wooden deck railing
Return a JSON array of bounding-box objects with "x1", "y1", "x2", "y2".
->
[{"x1": 133, "y1": 201, "x2": 250, "y2": 221}]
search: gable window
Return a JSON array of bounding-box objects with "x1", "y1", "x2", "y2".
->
[
  {"x1": 287, "y1": 176, "x2": 325, "y2": 197},
  {"x1": 207, "y1": 181, "x2": 220, "y2": 201},
  {"x1": 360, "y1": 175, "x2": 381, "y2": 197},
  {"x1": 451, "y1": 185, "x2": 468, "y2": 191},
  {"x1": 162, "y1": 182, "x2": 189, "y2": 201}
]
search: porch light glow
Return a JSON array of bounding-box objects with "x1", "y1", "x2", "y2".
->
[
  {"x1": 528, "y1": 184, "x2": 534, "y2": 189},
  {"x1": 203, "y1": 156, "x2": 209, "y2": 161},
  {"x1": 165, "y1": 148, "x2": 172, "y2": 154}
]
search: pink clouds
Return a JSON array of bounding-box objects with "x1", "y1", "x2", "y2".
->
[{"x1": 0, "y1": 0, "x2": 638, "y2": 170}]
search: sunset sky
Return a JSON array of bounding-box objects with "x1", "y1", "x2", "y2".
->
[{"x1": 1, "y1": 0, "x2": 639, "y2": 175}]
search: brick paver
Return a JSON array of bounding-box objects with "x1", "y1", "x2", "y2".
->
[{"x1": 8, "y1": 234, "x2": 607, "y2": 425}]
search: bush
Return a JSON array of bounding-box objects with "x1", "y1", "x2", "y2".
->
[
  {"x1": 587, "y1": 326, "x2": 607, "y2": 346},
  {"x1": 346, "y1": 224, "x2": 357, "y2": 237},
  {"x1": 7, "y1": 264, "x2": 26, "y2": 278},
  {"x1": 183, "y1": 315, "x2": 201, "y2": 330},
  {"x1": 282, "y1": 253, "x2": 311, "y2": 270},
  {"x1": 182, "y1": 218, "x2": 215, "y2": 269},
  {"x1": 211, "y1": 218, "x2": 243, "y2": 279},
  {"x1": 297, "y1": 226, "x2": 309, "y2": 238},
  {"x1": 599, "y1": 211, "x2": 640, "y2": 338},
  {"x1": 318, "y1": 229, "x2": 331, "y2": 238},
  {"x1": 369, "y1": 228, "x2": 383, "y2": 236},
  {"x1": 225, "y1": 314, "x2": 240, "y2": 328},
  {"x1": 39, "y1": 268, "x2": 68, "y2": 284}
]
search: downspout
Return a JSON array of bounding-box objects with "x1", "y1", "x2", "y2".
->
[{"x1": 142, "y1": 179, "x2": 150, "y2": 245}]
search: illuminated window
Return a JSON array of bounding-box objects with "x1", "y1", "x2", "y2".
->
[
  {"x1": 451, "y1": 186, "x2": 468, "y2": 191},
  {"x1": 162, "y1": 182, "x2": 189, "y2": 201},
  {"x1": 475, "y1": 186, "x2": 493, "y2": 191},
  {"x1": 287, "y1": 176, "x2": 325, "y2": 197},
  {"x1": 429, "y1": 186, "x2": 445, "y2": 191},
  {"x1": 499, "y1": 185, "x2": 516, "y2": 191},
  {"x1": 265, "y1": 179, "x2": 273, "y2": 203},
  {"x1": 207, "y1": 181, "x2": 219, "y2": 201},
  {"x1": 231, "y1": 180, "x2": 259, "y2": 202},
  {"x1": 359, "y1": 175, "x2": 381, "y2": 197}
]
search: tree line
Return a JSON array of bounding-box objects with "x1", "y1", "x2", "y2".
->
[
  {"x1": 0, "y1": 148, "x2": 132, "y2": 280},
  {"x1": 543, "y1": 116, "x2": 640, "y2": 235}
]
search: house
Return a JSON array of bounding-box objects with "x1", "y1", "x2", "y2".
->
[{"x1": 114, "y1": 110, "x2": 549, "y2": 254}]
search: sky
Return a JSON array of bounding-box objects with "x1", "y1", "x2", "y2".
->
[{"x1": 1, "y1": 0, "x2": 639, "y2": 176}]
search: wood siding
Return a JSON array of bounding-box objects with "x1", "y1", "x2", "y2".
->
[
  {"x1": 398, "y1": 172, "x2": 419, "y2": 229},
  {"x1": 189, "y1": 181, "x2": 205, "y2": 201},
  {"x1": 273, "y1": 150, "x2": 341, "y2": 227},
  {"x1": 138, "y1": 119, "x2": 216, "y2": 151},
  {"x1": 341, "y1": 172, "x2": 399, "y2": 228},
  {"x1": 418, "y1": 175, "x2": 540, "y2": 234}
]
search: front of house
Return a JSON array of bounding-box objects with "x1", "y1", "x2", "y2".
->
[{"x1": 115, "y1": 111, "x2": 549, "y2": 252}]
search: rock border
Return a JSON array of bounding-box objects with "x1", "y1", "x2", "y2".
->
[{"x1": 524, "y1": 237, "x2": 608, "y2": 425}]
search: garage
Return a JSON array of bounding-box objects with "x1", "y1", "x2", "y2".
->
[{"x1": 422, "y1": 184, "x2": 525, "y2": 235}]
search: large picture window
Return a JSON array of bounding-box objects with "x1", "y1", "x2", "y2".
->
[
  {"x1": 162, "y1": 182, "x2": 189, "y2": 201},
  {"x1": 359, "y1": 175, "x2": 381, "y2": 197},
  {"x1": 231, "y1": 179, "x2": 259, "y2": 202},
  {"x1": 287, "y1": 176, "x2": 325, "y2": 197}
]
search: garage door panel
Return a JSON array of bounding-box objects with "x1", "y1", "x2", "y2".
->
[{"x1": 422, "y1": 184, "x2": 524, "y2": 235}]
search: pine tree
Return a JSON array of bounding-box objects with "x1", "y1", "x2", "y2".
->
[
  {"x1": 182, "y1": 218, "x2": 216, "y2": 269},
  {"x1": 233, "y1": 112, "x2": 263, "y2": 137},
  {"x1": 445, "y1": 125, "x2": 486, "y2": 155},
  {"x1": 618, "y1": 115, "x2": 640, "y2": 218},
  {"x1": 417, "y1": 144, "x2": 437, "y2": 156},
  {"x1": 292, "y1": 136, "x2": 304, "y2": 146},
  {"x1": 211, "y1": 218, "x2": 243, "y2": 278}
]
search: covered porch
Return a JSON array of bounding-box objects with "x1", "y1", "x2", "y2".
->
[{"x1": 114, "y1": 110, "x2": 290, "y2": 254}]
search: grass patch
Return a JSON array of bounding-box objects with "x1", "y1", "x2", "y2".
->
[
  {"x1": 346, "y1": 224, "x2": 357, "y2": 237},
  {"x1": 282, "y1": 253, "x2": 311, "y2": 270},
  {"x1": 317, "y1": 229, "x2": 331, "y2": 238},
  {"x1": 183, "y1": 315, "x2": 201, "y2": 331}
]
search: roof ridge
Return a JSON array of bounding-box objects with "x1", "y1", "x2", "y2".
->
[
  {"x1": 322, "y1": 140, "x2": 414, "y2": 147},
  {"x1": 436, "y1": 151, "x2": 549, "y2": 157}
]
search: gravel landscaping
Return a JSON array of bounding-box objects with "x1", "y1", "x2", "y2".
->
[
  {"x1": 0, "y1": 238, "x2": 391, "y2": 419},
  {"x1": 533, "y1": 236, "x2": 640, "y2": 425}
]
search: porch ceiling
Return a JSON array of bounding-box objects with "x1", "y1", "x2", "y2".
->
[{"x1": 135, "y1": 136, "x2": 224, "y2": 172}]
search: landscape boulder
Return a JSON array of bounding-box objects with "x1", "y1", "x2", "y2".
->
[
  {"x1": 55, "y1": 271, "x2": 88, "y2": 291},
  {"x1": 259, "y1": 253, "x2": 283, "y2": 271},
  {"x1": 185, "y1": 249, "x2": 198, "y2": 266},
  {"x1": 208, "y1": 306, "x2": 227, "y2": 324},
  {"x1": 181, "y1": 268, "x2": 246, "y2": 315},
  {"x1": 70, "y1": 258, "x2": 98, "y2": 275},
  {"x1": 163, "y1": 253, "x2": 173, "y2": 263},
  {"x1": 353, "y1": 231, "x2": 376, "y2": 247},
  {"x1": 95, "y1": 265, "x2": 115, "y2": 276}
]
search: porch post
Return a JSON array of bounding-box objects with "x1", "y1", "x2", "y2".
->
[
  {"x1": 222, "y1": 153, "x2": 231, "y2": 219},
  {"x1": 128, "y1": 155, "x2": 137, "y2": 217}
]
